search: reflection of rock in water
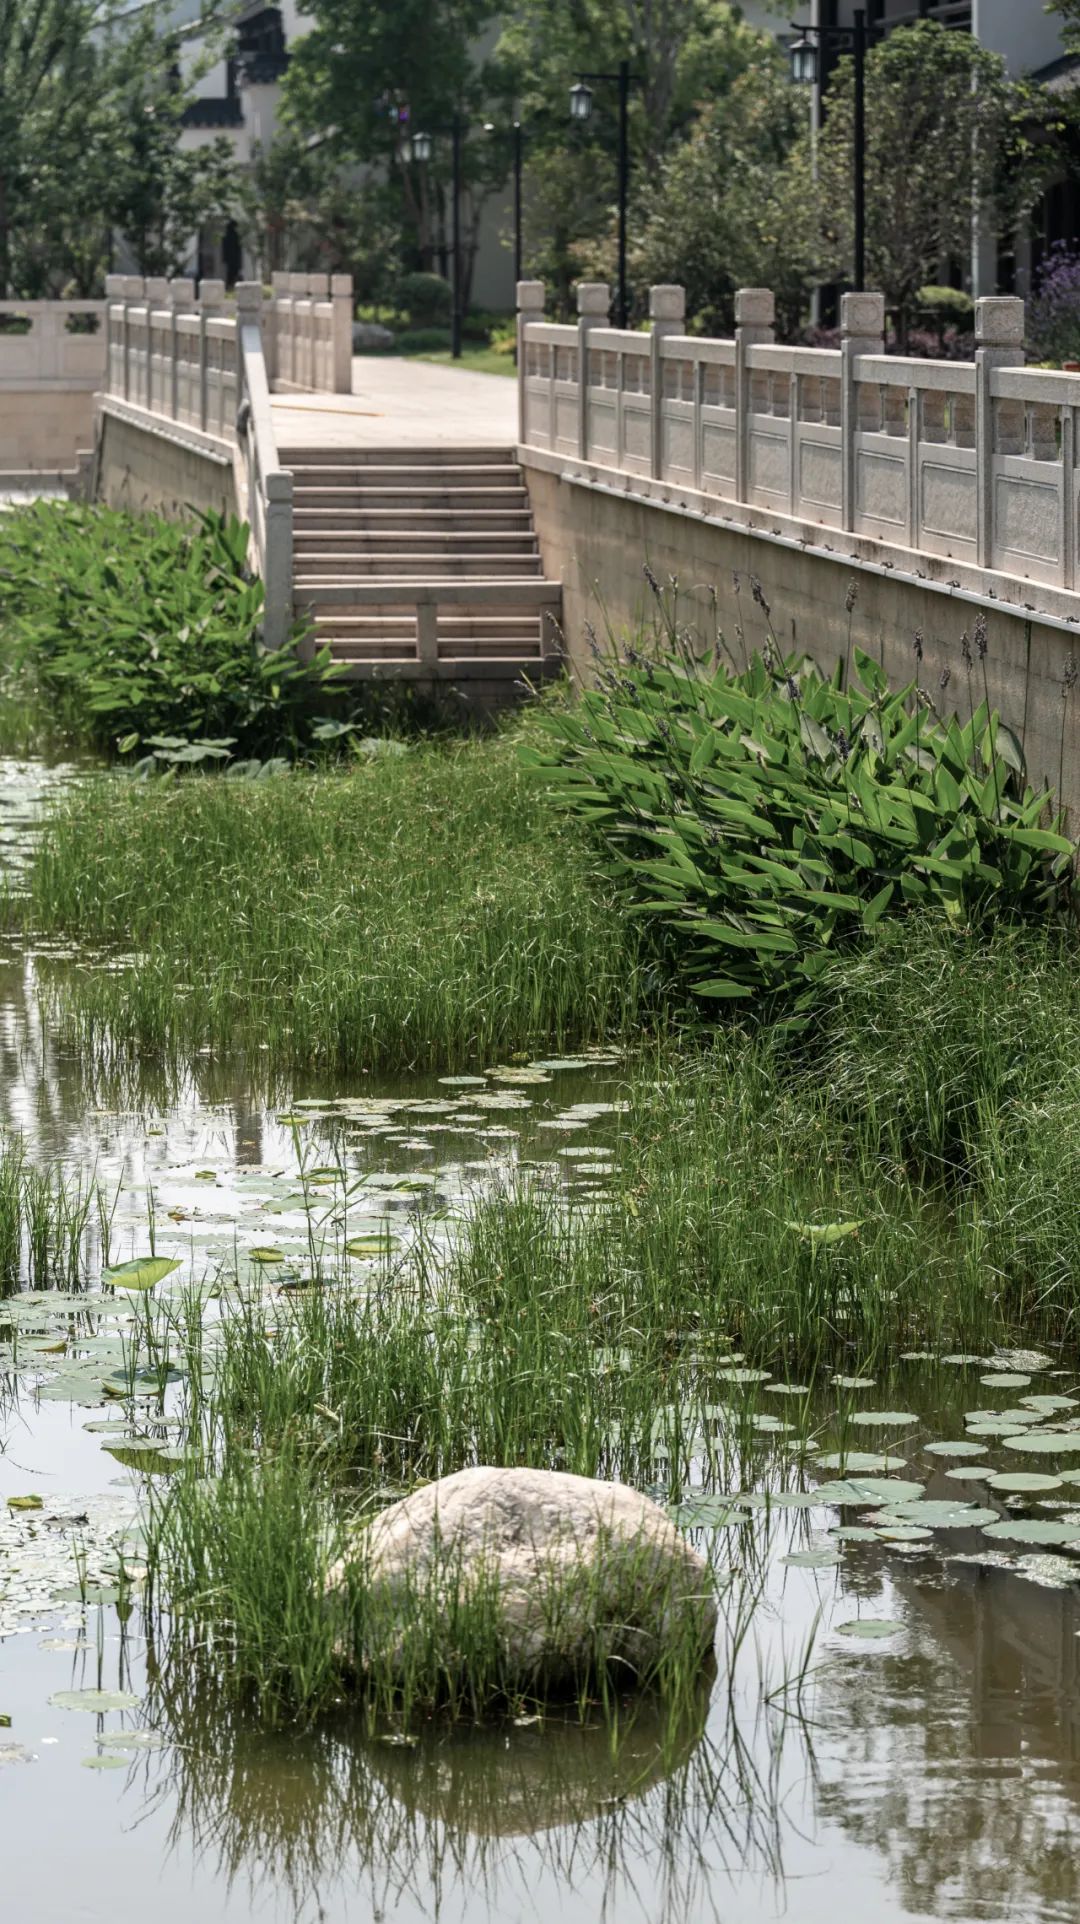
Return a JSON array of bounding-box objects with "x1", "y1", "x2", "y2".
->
[
  {"x1": 158, "y1": 1675, "x2": 716, "y2": 1915},
  {"x1": 367, "y1": 1680, "x2": 713, "y2": 1839}
]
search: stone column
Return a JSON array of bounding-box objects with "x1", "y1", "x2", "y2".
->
[
  {"x1": 121, "y1": 277, "x2": 145, "y2": 404},
  {"x1": 840, "y1": 290, "x2": 885, "y2": 534},
  {"x1": 306, "y1": 273, "x2": 329, "y2": 391},
  {"x1": 577, "y1": 281, "x2": 610, "y2": 463},
  {"x1": 975, "y1": 295, "x2": 1024, "y2": 571},
  {"x1": 734, "y1": 288, "x2": 774, "y2": 505},
  {"x1": 104, "y1": 274, "x2": 126, "y2": 399},
  {"x1": 516, "y1": 280, "x2": 545, "y2": 446},
  {"x1": 168, "y1": 278, "x2": 195, "y2": 421},
  {"x1": 198, "y1": 278, "x2": 225, "y2": 433},
  {"x1": 649, "y1": 284, "x2": 685, "y2": 480},
  {"x1": 263, "y1": 470, "x2": 295, "y2": 653},
  {"x1": 331, "y1": 273, "x2": 354, "y2": 394}
]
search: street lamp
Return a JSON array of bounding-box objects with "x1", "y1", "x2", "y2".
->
[
  {"x1": 484, "y1": 119, "x2": 524, "y2": 287},
  {"x1": 405, "y1": 118, "x2": 464, "y2": 359},
  {"x1": 790, "y1": 10, "x2": 879, "y2": 293},
  {"x1": 569, "y1": 59, "x2": 641, "y2": 329}
]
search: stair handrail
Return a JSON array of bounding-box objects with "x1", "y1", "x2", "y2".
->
[{"x1": 235, "y1": 282, "x2": 294, "y2": 651}]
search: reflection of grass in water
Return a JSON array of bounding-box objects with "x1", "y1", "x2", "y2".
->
[
  {"x1": 21, "y1": 736, "x2": 646, "y2": 1074},
  {"x1": 147, "y1": 1602, "x2": 798, "y2": 1923}
]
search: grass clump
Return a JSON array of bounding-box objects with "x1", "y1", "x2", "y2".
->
[
  {"x1": 23, "y1": 735, "x2": 645, "y2": 1073},
  {"x1": 0, "y1": 502, "x2": 348, "y2": 761}
]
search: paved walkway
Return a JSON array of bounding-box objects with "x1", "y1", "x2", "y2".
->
[{"x1": 272, "y1": 356, "x2": 518, "y2": 451}]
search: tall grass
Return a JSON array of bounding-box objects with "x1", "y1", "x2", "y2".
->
[
  {"x1": 20, "y1": 736, "x2": 647, "y2": 1073},
  {"x1": 0, "y1": 1133, "x2": 100, "y2": 1294}
]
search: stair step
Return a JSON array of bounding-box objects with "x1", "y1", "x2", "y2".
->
[
  {"x1": 279, "y1": 446, "x2": 514, "y2": 467},
  {"x1": 296, "y1": 554, "x2": 544, "y2": 579},
  {"x1": 326, "y1": 640, "x2": 545, "y2": 660},
  {"x1": 296, "y1": 575, "x2": 560, "y2": 607},
  {"x1": 288, "y1": 463, "x2": 523, "y2": 487},
  {"x1": 289, "y1": 487, "x2": 529, "y2": 512},
  {"x1": 294, "y1": 508, "x2": 533, "y2": 532},
  {"x1": 294, "y1": 530, "x2": 538, "y2": 555}
]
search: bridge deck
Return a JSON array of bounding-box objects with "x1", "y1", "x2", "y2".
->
[{"x1": 272, "y1": 356, "x2": 518, "y2": 454}]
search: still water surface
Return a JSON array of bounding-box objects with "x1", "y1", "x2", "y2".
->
[{"x1": 2, "y1": 760, "x2": 1080, "y2": 1924}]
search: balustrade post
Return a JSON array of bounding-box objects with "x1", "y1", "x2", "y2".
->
[
  {"x1": 576, "y1": 281, "x2": 610, "y2": 462},
  {"x1": 143, "y1": 279, "x2": 169, "y2": 414},
  {"x1": 168, "y1": 278, "x2": 195, "y2": 421},
  {"x1": 648, "y1": 285, "x2": 685, "y2": 481},
  {"x1": 269, "y1": 271, "x2": 290, "y2": 384},
  {"x1": 734, "y1": 288, "x2": 774, "y2": 505},
  {"x1": 516, "y1": 280, "x2": 545, "y2": 445},
  {"x1": 975, "y1": 295, "x2": 1025, "y2": 571},
  {"x1": 105, "y1": 274, "x2": 125, "y2": 399},
  {"x1": 198, "y1": 278, "x2": 225, "y2": 433},
  {"x1": 121, "y1": 277, "x2": 144, "y2": 403},
  {"x1": 306, "y1": 274, "x2": 329, "y2": 391},
  {"x1": 263, "y1": 470, "x2": 295, "y2": 652},
  {"x1": 331, "y1": 274, "x2": 353, "y2": 393},
  {"x1": 840, "y1": 291, "x2": 885, "y2": 534}
]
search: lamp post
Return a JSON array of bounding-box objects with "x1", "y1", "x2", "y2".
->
[
  {"x1": 790, "y1": 11, "x2": 878, "y2": 293},
  {"x1": 569, "y1": 59, "x2": 641, "y2": 329},
  {"x1": 408, "y1": 118, "x2": 464, "y2": 359},
  {"x1": 484, "y1": 119, "x2": 524, "y2": 286}
]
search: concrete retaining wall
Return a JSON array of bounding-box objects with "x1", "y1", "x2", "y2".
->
[
  {"x1": 96, "y1": 401, "x2": 239, "y2": 520},
  {"x1": 0, "y1": 389, "x2": 98, "y2": 476},
  {"x1": 523, "y1": 453, "x2": 1080, "y2": 825}
]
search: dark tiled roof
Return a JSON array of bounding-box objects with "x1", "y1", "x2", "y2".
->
[
  {"x1": 181, "y1": 97, "x2": 245, "y2": 128},
  {"x1": 1032, "y1": 52, "x2": 1080, "y2": 95}
]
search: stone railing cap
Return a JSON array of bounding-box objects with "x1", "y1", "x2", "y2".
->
[
  {"x1": 517, "y1": 279, "x2": 546, "y2": 311},
  {"x1": 649, "y1": 284, "x2": 686, "y2": 321},
  {"x1": 735, "y1": 287, "x2": 775, "y2": 327},
  {"x1": 841, "y1": 290, "x2": 886, "y2": 336},
  {"x1": 577, "y1": 281, "x2": 611, "y2": 317},
  {"x1": 976, "y1": 295, "x2": 1025, "y2": 347}
]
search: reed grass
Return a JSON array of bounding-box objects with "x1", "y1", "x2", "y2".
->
[
  {"x1": 20, "y1": 735, "x2": 647, "y2": 1073},
  {"x1": 0, "y1": 1133, "x2": 99, "y2": 1294}
]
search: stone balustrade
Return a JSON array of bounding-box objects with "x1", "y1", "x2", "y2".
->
[{"x1": 519, "y1": 281, "x2": 1080, "y2": 596}]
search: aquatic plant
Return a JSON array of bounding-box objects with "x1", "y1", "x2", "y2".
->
[
  {"x1": 523, "y1": 616, "x2": 1075, "y2": 1018},
  {"x1": 0, "y1": 502, "x2": 348, "y2": 759}
]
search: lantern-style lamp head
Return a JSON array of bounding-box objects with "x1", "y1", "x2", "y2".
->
[
  {"x1": 410, "y1": 129, "x2": 433, "y2": 162},
  {"x1": 788, "y1": 33, "x2": 817, "y2": 85},
  {"x1": 569, "y1": 80, "x2": 594, "y2": 122}
]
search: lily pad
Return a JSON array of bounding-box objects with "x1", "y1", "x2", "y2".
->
[
  {"x1": 848, "y1": 1411, "x2": 919, "y2": 1429},
  {"x1": 248, "y1": 1247, "x2": 285, "y2": 1265},
  {"x1": 49, "y1": 1689, "x2": 140, "y2": 1713},
  {"x1": 103, "y1": 1257, "x2": 180, "y2": 1293},
  {"x1": 782, "y1": 1548, "x2": 842, "y2": 1569},
  {"x1": 7, "y1": 1494, "x2": 42, "y2": 1511},
  {"x1": 982, "y1": 1519, "x2": 1080, "y2": 1546},
  {"x1": 986, "y1": 1472, "x2": 1063, "y2": 1494},
  {"x1": 835, "y1": 1619, "x2": 905, "y2": 1640},
  {"x1": 814, "y1": 1477, "x2": 925, "y2": 1505},
  {"x1": 832, "y1": 1375, "x2": 875, "y2": 1390},
  {"x1": 82, "y1": 1754, "x2": 128, "y2": 1770},
  {"x1": 923, "y1": 1440, "x2": 988, "y2": 1458},
  {"x1": 980, "y1": 1373, "x2": 1032, "y2": 1389},
  {"x1": 1004, "y1": 1432, "x2": 1080, "y2": 1455}
]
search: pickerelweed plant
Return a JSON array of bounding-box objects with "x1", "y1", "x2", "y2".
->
[
  {"x1": 523, "y1": 598, "x2": 1075, "y2": 1018},
  {"x1": 0, "y1": 502, "x2": 349, "y2": 761}
]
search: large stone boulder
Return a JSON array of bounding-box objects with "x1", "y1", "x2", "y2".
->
[
  {"x1": 326, "y1": 1465, "x2": 717, "y2": 1694},
  {"x1": 352, "y1": 321, "x2": 396, "y2": 351}
]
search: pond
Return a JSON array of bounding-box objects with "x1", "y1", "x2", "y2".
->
[{"x1": 3, "y1": 758, "x2": 1080, "y2": 1924}]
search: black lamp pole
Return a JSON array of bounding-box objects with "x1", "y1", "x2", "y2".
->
[
  {"x1": 790, "y1": 9, "x2": 876, "y2": 294},
  {"x1": 570, "y1": 59, "x2": 641, "y2": 329},
  {"x1": 513, "y1": 120, "x2": 523, "y2": 286},
  {"x1": 451, "y1": 114, "x2": 463, "y2": 359}
]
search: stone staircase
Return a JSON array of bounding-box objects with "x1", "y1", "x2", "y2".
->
[{"x1": 282, "y1": 445, "x2": 562, "y2": 680}]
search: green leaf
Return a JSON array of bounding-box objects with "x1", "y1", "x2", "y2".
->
[{"x1": 103, "y1": 1257, "x2": 181, "y2": 1293}]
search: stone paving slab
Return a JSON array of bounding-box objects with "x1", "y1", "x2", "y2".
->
[{"x1": 272, "y1": 356, "x2": 518, "y2": 452}]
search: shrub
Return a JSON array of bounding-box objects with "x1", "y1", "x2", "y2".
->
[
  {"x1": 523, "y1": 600, "x2": 1075, "y2": 1019},
  {"x1": 0, "y1": 502, "x2": 348, "y2": 760},
  {"x1": 916, "y1": 284, "x2": 975, "y2": 354},
  {"x1": 397, "y1": 271, "x2": 452, "y2": 324},
  {"x1": 1029, "y1": 243, "x2": 1080, "y2": 365}
]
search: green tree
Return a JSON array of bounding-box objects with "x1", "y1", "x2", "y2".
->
[
  {"x1": 106, "y1": 89, "x2": 237, "y2": 279},
  {"x1": 632, "y1": 48, "x2": 819, "y2": 337},
  {"x1": 282, "y1": 0, "x2": 505, "y2": 287},
  {"x1": 816, "y1": 21, "x2": 1051, "y2": 344}
]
